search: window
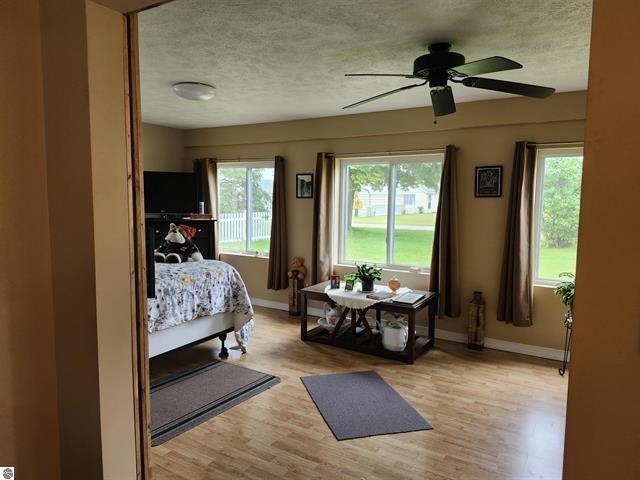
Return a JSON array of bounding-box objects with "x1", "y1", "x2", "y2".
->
[
  {"x1": 217, "y1": 162, "x2": 274, "y2": 255},
  {"x1": 533, "y1": 147, "x2": 584, "y2": 283},
  {"x1": 337, "y1": 153, "x2": 443, "y2": 269}
]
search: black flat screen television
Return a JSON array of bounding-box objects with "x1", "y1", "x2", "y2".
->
[{"x1": 144, "y1": 171, "x2": 198, "y2": 215}]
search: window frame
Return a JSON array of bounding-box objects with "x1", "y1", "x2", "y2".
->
[
  {"x1": 336, "y1": 151, "x2": 444, "y2": 271},
  {"x1": 217, "y1": 160, "x2": 274, "y2": 256},
  {"x1": 532, "y1": 146, "x2": 584, "y2": 285}
]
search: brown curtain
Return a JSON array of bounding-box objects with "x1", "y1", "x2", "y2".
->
[
  {"x1": 267, "y1": 156, "x2": 288, "y2": 290},
  {"x1": 429, "y1": 145, "x2": 461, "y2": 317},
  {"x1": 497, "y1": 141, "x2": 536, "y2": 326},
  {"x1": 312, "y1": 152, "x2": 334, "y2": 284},
  {"x1": 194, "y1": 158, "x2": 219, "y2": 258}
]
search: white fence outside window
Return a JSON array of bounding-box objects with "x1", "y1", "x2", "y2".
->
[{"x1": 219, "y1": 211, "x2": 272, "y2": 242}]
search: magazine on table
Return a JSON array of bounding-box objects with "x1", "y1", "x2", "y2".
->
[{"x1": 393, "y1": 292, "x2": 426, "y2": 305}]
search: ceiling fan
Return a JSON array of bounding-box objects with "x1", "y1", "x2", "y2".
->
[{"x1": 343, "y1": 42, "x2": 555, "y2": 118}]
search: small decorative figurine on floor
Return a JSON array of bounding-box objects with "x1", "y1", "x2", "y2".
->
[
  {"x1": 467, "y1": 291, "x2": 486, "y2": 350},
  {"x1": 288, "y1": 257, "x2": 306, "y2": 315},
  {"x1": 154, "y1": 223, "x2": 204, "y2": 263}
]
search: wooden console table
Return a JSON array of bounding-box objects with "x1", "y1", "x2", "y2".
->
[{"x1": 299, "y1": 282, "x2": 438, "y2": 364}]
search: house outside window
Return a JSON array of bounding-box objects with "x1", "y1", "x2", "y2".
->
[
  {"x1": 533, "y1": 147, "x2": 584, "y2": 284},
  {"x1": 337, "y1": 152, "x2": 443, "y2": 270},
  {"x1": 217, "y1": 161, "x2": 274, "y2": 255}
]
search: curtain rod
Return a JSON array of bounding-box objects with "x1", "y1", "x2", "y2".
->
[
  {"x1": 328, "y1": 147, "x2": 447, "y2": 158},
  {"x1": 213, "y1": 156, "x2": 274, "y2": 163},
  {"x1": 526, "y1": 141, "x2": 584, "y2": 147}
]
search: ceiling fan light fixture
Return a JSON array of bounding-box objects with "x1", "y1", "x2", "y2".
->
[
  {"x1": 343, "y1": 42, "x2": 554, "y2": 118},
  {"x1": 172, "y1": 82, "x2": 216, "y2": 101}
]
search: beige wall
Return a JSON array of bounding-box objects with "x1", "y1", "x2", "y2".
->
[
  {"x1": 0, "y1": 1, "x2": 61, "y2": 478},
  {"x1": 142, "y1": 122, "x2": 188, "y2": 171},
  {"x1": 86, "y1": 2, "x2": 137, "y2": 479},
  {"x1": 40, "y1": 0, "x2": 104, "y2": 477},
  {"x1": 0, "y1": 1, "x2": 138, "y2": 478},
  {"x1": 183, "y1": 92, "x2": 586, "y2": 350},
  {"x1": 563, "y1": 0, "x2": 640, "y2": 478}
]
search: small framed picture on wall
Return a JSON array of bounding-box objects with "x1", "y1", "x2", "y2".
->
[
  {"x1": 475, "y1": 166, "x2": 503, "y2": 197},
  {"x1": 296, "y1": 173, "x2": 314, "y2": 198}
]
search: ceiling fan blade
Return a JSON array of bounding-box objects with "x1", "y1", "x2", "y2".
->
[
  {"x1": 342, "y1": 81, "x2": 426, "y2": 110},
  {"x1": 430, "y1": 86, "x2": 456, "y2": 117},
  {"x1": 345, "y1": 73, "x2": 420, "y2": 78},
  {"x1": 452, "y1": 56, "x2": 522, "y2": 76},
  {"x1": 461, "y1": 77, "x2": 555, "y2": 98}
]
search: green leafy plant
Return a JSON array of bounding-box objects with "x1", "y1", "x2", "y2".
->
[
  {"x1": 352, "y1": 263, "x2": 382, "y2": 282},
  {"x1": 351, "y1": 263, "x2": 382, "y2": 292},
  {"x1": 554, "y1": 272, "x2": 575, "y2": 311},
  {"x1": 353, "y1": 263, "x2": 382, "y2": 282}
]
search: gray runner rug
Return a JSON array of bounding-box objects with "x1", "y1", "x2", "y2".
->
[
  {"x1": 301, "y1": 370, "x2": 432, "y2": 440},
  {"x1": 151, "y1": 361, "x2": 279, "y2": 446}
]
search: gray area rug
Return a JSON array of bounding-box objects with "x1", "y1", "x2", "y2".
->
[
  {"x1": 151, "y1": 361, "x2": 279, "y2": 446},
  {"x1": 301, "y1": 370, "x2": 432, "y2": 440}
]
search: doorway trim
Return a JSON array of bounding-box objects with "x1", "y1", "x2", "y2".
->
[{"x1": 124, "y1": 11, "x2": 151, "y2": 479}]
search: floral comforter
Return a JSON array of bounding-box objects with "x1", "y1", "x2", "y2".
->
[{"x1": 147, "y1": 260, "x2": 254, "y2": 348}]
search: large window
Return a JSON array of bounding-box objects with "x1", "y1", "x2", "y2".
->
[
  {"x1": 533, "y1": 147, "x2": 584, "y2": 283},
  {"x1": 217, "y1": 162, "x2": 274, "y2": 255},
  {"x1": 337, "y1": 153, "x2": 443, "y2": 269}
]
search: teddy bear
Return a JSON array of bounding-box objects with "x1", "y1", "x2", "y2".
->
[
  {"x1": 287, "y1": 256, "x2": 307, "y2": 279},
  {"x1": 154, "y1": 223, "x2": 204, "y2": 263}
]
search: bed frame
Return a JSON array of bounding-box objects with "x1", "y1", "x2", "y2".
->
[{"x1": 148, "y1": 313, "x2": 236, "y2": 359}]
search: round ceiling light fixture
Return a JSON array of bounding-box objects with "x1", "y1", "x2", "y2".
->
[{"x1": 172, "y1": 82, "x2": 216, "y2": 101}]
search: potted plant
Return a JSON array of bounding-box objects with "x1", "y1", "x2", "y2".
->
[
  {"x1": 554, "y1": 272, "x2": 575, "y2": 325},
  {"x1": 353, "y1": 263, "x2": 382, "y2": 292}
]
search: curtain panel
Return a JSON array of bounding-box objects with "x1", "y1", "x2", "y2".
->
[
  {"x1": 497, "y1": 141, "x2": 536, "y2": 327},
  {"x1": 267, "y1": 156, "x2": 289, "y2": 290},
  {"x1": 193, "y1": 158, "x2": 219, "y2": 259},
  {"x1": 312, "y1": 152, "x2": 335, "y2": 285},
  {"x1": 429, "y1": 145, "x2": 461, "y2": 318}
]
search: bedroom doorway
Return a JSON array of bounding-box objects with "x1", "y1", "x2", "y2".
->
[{"x1": 125, "y1": 5, "x2": 267, "y2": 477}]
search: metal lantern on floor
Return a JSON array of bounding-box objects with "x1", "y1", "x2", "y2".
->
[{"x1": 468, "y1": 291, "x2": 485, "y2": 350}]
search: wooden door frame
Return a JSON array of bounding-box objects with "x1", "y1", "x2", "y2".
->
[{"x1": 124, "y1": 12, "x2": 151, "y2": 479}]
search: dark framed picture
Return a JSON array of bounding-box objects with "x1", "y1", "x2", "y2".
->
[
  {"x1": 344, "y1": 278, "x2": 355, "y2": 291},
  {"x1": 475, "y1": 166, "x2": 503, "y2": 197},
  {"x1": 296, "y1": 173, "x2": 313, "y2": 198},
  {"x1": 330, "y1": 275, "x2": 340, "y2": 289}
]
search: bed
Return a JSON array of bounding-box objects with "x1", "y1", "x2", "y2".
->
[{"x1": 147, "y1": 260, "x2": 254, "y2": 358}]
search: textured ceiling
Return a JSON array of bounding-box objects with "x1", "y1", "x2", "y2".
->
[{"x1": 139, "y1": 0, "x2": 592, "y2": 129}]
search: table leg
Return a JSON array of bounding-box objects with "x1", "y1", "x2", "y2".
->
[
  {"x1": 329, "y1": 307, "x2": 350, "y2": 340},
  {"x1": 351, "y1": 309, "x2": 357, "y2": 338},
  {"x1": 428, "y1": 298, "x2": 436, "y2": 346},
  {"x1": 300, "y1": 293, "x2": 308, "y2": 341},
  {"x1": 407, "y1": 311, "x2": 416, "y2": 364},
  {"x1": 358, "y1": 309, "x2": 374, "y2": 337}
]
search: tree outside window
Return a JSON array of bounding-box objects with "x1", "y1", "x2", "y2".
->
[{"x1": 535, "y1": 148, "x2": 584, "y2": 282}]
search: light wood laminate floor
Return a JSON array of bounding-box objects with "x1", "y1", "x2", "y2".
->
[{"x1": 150, "y1": 307, "x2": 568, "y2": 480}]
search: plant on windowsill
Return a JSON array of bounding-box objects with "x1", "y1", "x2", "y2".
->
[
  {"x1": 554, "y1": 272, "x2": 575, "y2": 326},
  {"x1": 353, "y1": 263, "x2": 382, "y2": 292}
]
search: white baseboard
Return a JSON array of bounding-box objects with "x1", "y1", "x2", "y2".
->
[
  {"x1": 251, "y1": 297, "x2": 566, "y2": 362},
  {"x1": 250, "y1": 297, "x2": 324, "y2": 317},
  {"x1": 415, "y1": 326, "x2": 566, "y2": 361}
]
